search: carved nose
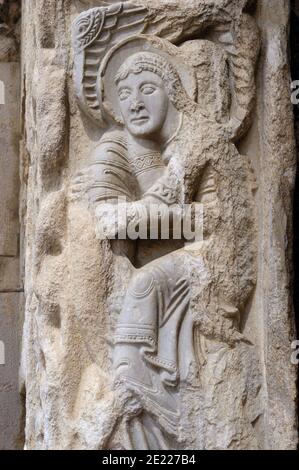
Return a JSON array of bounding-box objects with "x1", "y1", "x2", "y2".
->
[{"x1": 130, "y1": 100, "x2": 145, "y2": 113}]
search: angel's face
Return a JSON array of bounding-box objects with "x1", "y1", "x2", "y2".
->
[{"x1": 117, "y1": 70, "x2": 169, "y2": 139}]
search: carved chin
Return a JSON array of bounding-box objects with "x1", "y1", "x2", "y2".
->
[
  {"x1": 128, "y1": 126, "x2": 152, "y2": 138},
  {"x1": 127, "y1": 121, "x2": 161, "y2": 138}
]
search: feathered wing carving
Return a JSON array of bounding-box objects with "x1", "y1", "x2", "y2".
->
[
  {"x1": 72, "y1": 2, "x2": 149, "y2": 126},
  {"x1": 72, "y1": 1, "x2": 259, "y2": 140},
  {"x1": 209, "y1": 13, "x2": 260, "y2": 140}
]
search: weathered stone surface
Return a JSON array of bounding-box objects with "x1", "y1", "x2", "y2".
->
[
  {"x1": 292, "y1": 1, "x2": 299, "y2": 365},
  {"x1": 0, "y1": 257, "x2": 21, "y2": 292},
  {"x1": 0, "y1": 0, "x2": 22, "y2": 450},
  {"x1": 254, "y1": 1, "x2": 298, "y2": 448},
  {"x1": 19, "y1": 0, "x2": 298, "y2": 450},
  {"x1": 0, "y1": 63, "x2": 20, "y2": 256},
  {"x1": 0, "y1": 293, "x2": 23, "y2": 449}
]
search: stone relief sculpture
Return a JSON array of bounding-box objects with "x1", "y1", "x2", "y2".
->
[
  {"x1": 72, "y1": 0, "x2": 258, "y2": 140},
  {"x1": 70, "y1": 2, "x2": 263, "y2": 449},
  {"x1": 15, "y1": 0, "x2": 297, "y2": 451}
]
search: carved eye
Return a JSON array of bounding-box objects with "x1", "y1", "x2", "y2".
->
[
  {"x1": 141, "y1": 85, "x2": 156, "y2": 95},
  {"x1": 118, "y1": 89, "x2": 131, "y2": 101}
]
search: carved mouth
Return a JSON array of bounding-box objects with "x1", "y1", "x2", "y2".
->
[{"x1": 131, "y1": 116, "x2": 149, "y2": 124}]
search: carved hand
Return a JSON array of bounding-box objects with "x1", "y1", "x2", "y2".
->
[{"x1": 94, "y1": 200, "x2": 152, "y2": 240}]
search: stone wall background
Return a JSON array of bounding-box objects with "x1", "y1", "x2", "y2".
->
[
  {"x1": 0, "y1": 0, "x2": 24, "y2": 450},
  {"x1": 291, "y1": 5, "x2": 299, "y2": 443},
  {"x1": 291, "y1": 0, "x2": 299, "y2": 372}
]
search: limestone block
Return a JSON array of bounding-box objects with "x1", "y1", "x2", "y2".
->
[
  {"x1": 0, "y1": 62, "x2": 20, "y2": 257},
  {"x1": 0, "y1": 293, "x2": 23, "y2": 449},
  {"x1": 0, "y1": 256, "x2": 21, "y2": 292},
  {"x1": 0, "y1": 0, "x2": 23, "y2": 452}
]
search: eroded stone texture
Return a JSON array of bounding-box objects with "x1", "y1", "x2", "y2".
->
[
  {"x1": 21, "y1": 0, "x2": 298, "y2": 450},
  {"x1": 254, "y1": 1, "x2": 298, "y2": 448},
  {"x1": 292, "y1": 0, "x2": 299, "y2": 343}
]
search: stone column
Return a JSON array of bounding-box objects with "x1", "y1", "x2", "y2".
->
[{"x1": 20, "y1": 0, "x2": 298, "y2": 450}]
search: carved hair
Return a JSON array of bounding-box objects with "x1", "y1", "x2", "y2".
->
[{"x1": 114, "y1": 51, "x2": 195, "y2": 114}]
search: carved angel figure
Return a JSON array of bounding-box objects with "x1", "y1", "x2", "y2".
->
[
  {"x1": 71, "y1": 33, "x2": 261, "y2": 449},
  {"x1": 71, "y1": 2, "x2": 262, "y2": 450}
]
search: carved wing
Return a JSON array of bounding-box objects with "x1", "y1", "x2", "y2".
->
[
  {"x1": 72, "y1": 2, "x2": 149, "y2": 126},
  {"x1": 208, "y1": 14, "x2": 260, "y2": 140}
]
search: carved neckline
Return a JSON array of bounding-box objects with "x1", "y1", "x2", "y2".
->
[
  {"x1": 130, "y1": 151, "x2": 164, "y2": 178},
  {"x1": 127, "y1": 113, "x2": 183, "y2": 177}
]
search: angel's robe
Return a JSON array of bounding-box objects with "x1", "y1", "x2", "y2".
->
[{"x1": 87, "y1": 107, "x2": 256, "y2": 449}]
